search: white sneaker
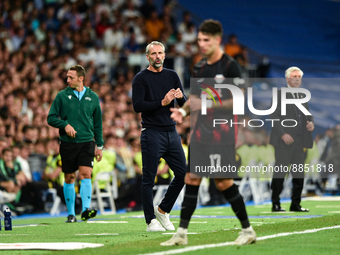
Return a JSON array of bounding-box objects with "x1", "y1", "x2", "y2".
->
[
  {"x1": 160, "y1": 227, "x2": 188, "y2": 246},
  {"x1": 0, "y1": 191, "x2": 16, "y2": 203},
  {"x1": 146, "y1": 219, "x2": 166, "y2": 232},
  {"x1": 154, "y1": 205, "x2": 175, "y2": 231},
  {"x1": 234, "y1": 226, "x2": 256, "y2": 245}
]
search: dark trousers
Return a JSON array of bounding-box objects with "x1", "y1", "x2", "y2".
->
[
  {"x1": 141, "y1": 129, "x2": 186, "y2": 224},
  {"x1": 271, "y1": 137, "x2": 305, "y2": 208}
]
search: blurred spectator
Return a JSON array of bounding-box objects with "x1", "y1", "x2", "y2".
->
[
  {"x1": 122, "y1": 0, "x2": 141, "y2": 21},
  {"x1": 140, "y1": 0, "x2": 157, "y2": 19},
  {"x1": 224, "y1": 34, "x2": 248, "y2": 65},
  {"x1": 96, "y1": 10, "x2": 111, "y2": 39},
  {"x1": 145, "y1": 10, "x2": 165, "y2": 41},
  {"x1": 27, "y1": 139, "x2": 47, "y2": 182},
  {"x1": 11, "y1": 27, "x2": 26, "y2": 51},
  {"x1": 104, "y1": 22, "x2": 124, "y2": 52},
  {"x1": 224, "y1": 34, "x2": 242, "y2": 57},
  {"x1": 177, "y1": 11, "x2": 192, "y2": 35},
  {"x1": 124, "y1": 31, "x2": 141, "y2": 54},
  {"x1": 181, "y1": 22, "x2": 197, "y2": 44},
  {"x1": 44, "y1": 6, "x2": 60, "y2": 32},
  {"x1": 0, "y1": 148, "x2": 25, "y2": 194},
  {"x1": 13, "y1": 142, "x2": 32, "y2": 181},
  {"x1": 42, "y1": 137, "x2": 65, "y2": 205}
]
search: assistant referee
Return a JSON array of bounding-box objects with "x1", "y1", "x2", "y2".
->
[{"x1": 47, "y1": 64, "x2": 104, "y2": 223}]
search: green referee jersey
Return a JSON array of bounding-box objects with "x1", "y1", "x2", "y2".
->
[{"x1": 47, "y1": 86, "x2": 104, "y2": 147}]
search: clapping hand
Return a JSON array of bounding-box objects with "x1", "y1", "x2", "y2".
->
[{"x1": 174, "y1": 88, "x2": 183, "y2": 99}]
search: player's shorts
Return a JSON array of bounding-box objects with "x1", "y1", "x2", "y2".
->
[
  {"x1": 188, "y1": 141, "x2": 238, "y2": 178},
  {"x1": 59, "y1": 140, "x2": 95, "y2": 174}
]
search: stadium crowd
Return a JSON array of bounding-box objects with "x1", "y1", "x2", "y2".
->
[{"x1": 0, "y1": 0, "x2": 337, "y2": 215}]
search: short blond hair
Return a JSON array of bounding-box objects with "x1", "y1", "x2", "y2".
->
[{"x1": 146, "y1": 41, "x2": 165, "y2": 55}]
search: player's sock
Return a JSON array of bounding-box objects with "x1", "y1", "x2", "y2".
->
[
  {"x1": 179, "y1": 184, "x2": 200, "y2": 229},
  {"x1": 222, "y1": 184, "x2": 250, "y2": 228},
  {"x1": 80, "y1": 178, "x2": 92, "y2": 212},
  {"x1": 63, "y1": 182, "x2": 76, "y2": 216}
]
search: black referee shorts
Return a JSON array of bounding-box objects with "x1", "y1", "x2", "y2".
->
[{"x1": 59, "y1": 140, "x2": 95, "y2": 174}]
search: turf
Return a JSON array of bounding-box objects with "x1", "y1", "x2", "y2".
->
[{"x1": 1, "y1": 199, "x2": 339, "y2": 255}]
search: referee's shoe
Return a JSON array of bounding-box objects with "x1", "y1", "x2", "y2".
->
[
  {"x1": 81, "y1": 208, "x2": 97, "y2": 221},
  {"x1": 66, "y1": 215, "x2": 77, "y2": 223}
]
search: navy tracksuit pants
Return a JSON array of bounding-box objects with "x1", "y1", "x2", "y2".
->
[{"x1": 141, "y1": 128, "x2": 186, "y2": 224}]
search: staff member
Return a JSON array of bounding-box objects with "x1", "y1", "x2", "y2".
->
[
  {"x1": 48, "y1": 65, "x2": 104, "y2": 222},
  {"x1": 132, "y1": 41, "x2": 187, "y2": 232},
  {"x1": 270, "y1": 66, "x2": 314, "y2": 212}
]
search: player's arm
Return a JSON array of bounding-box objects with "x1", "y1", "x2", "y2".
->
[{"x1": 170, "y1": 97, "x2": 191, "y2": 124}]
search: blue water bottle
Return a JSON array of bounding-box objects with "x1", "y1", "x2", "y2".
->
[{"x1": 4, "y1": 207, "x2": 12, "y2": 231}]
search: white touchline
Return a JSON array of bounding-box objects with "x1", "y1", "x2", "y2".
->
[
  {"x1": 162, "y1": 233, "x2": 198, "y2": 235},
  {"x1": 316, "y1": 205, "x2": 340, "y2": 208},
  {"x1": 87, "y1": 221, "x2": 128, "y2": 224},
  {"x1": 75, "y1": 233, "x2": 119, "y2": 236},
  {"x1": 0, "y1": 234, "x2": 28, "y2": 236},
  {"x1": 260, "y1": 211, "x2": 294, "y2": 214},
  {"x1": 0, "y1": 243, "x2": 103, "y2": 250},
  {"x1": 139, "y1": 225, "x2": 340, "y2": 255},
  {"x1": 15, "y1": 224, "x2": 47, "y2": 227},
  {"x1": 170, "y1": 221, "x2": 206, "y2": 224}
]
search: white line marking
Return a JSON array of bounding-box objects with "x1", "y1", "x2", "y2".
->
[
  {"x1": 260, "y1": 211, "x2": 294, "y2": 214},
  {"x1": 87, "y1": 221, "x2": 128, "y2": 224},
  {"x1": 316, "y1": 205, "x2": 340, "y2": 208},
  {"x1": 121, "y1": 215, "x2": 144, "y2": 218},
  {"x1": 75, "y1": 233, "x2": 119, "y2": 236},
  {"x1": 139, "y1": 225, "x2": 340, "y2": 255},
  {"x1": 162, "y1": 233, "x2": 197, "y2": 235},
  {"x1": 129, "y1": 215, "x2": 145, "y2": 218},
  {"x1": 328, "y1": 211, "x2": 340, "y2": 213},
  {"x1": 169, "y1": 221, "x2": 207, "y2": 224},
  {"x1": 303, "y1": 196, "x2": 340, "y2": 201},
  {"x1": 0, "y1": 243, "x2": 103, "y2": 250},
  {"x1": 15, "y1": 224, "x2": 47, "y2": 228},
  {"x1": 0, "y1": 234, "x2": 28, "y2": 236}
]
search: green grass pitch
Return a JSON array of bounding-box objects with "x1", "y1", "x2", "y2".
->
[{"x1": 1, "y1": 198, "x2": 339, "y2": 255}]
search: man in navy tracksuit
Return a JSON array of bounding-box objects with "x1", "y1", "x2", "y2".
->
[{"x1": 132, "y1": 41, "x2": 187, "y2": 232}]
